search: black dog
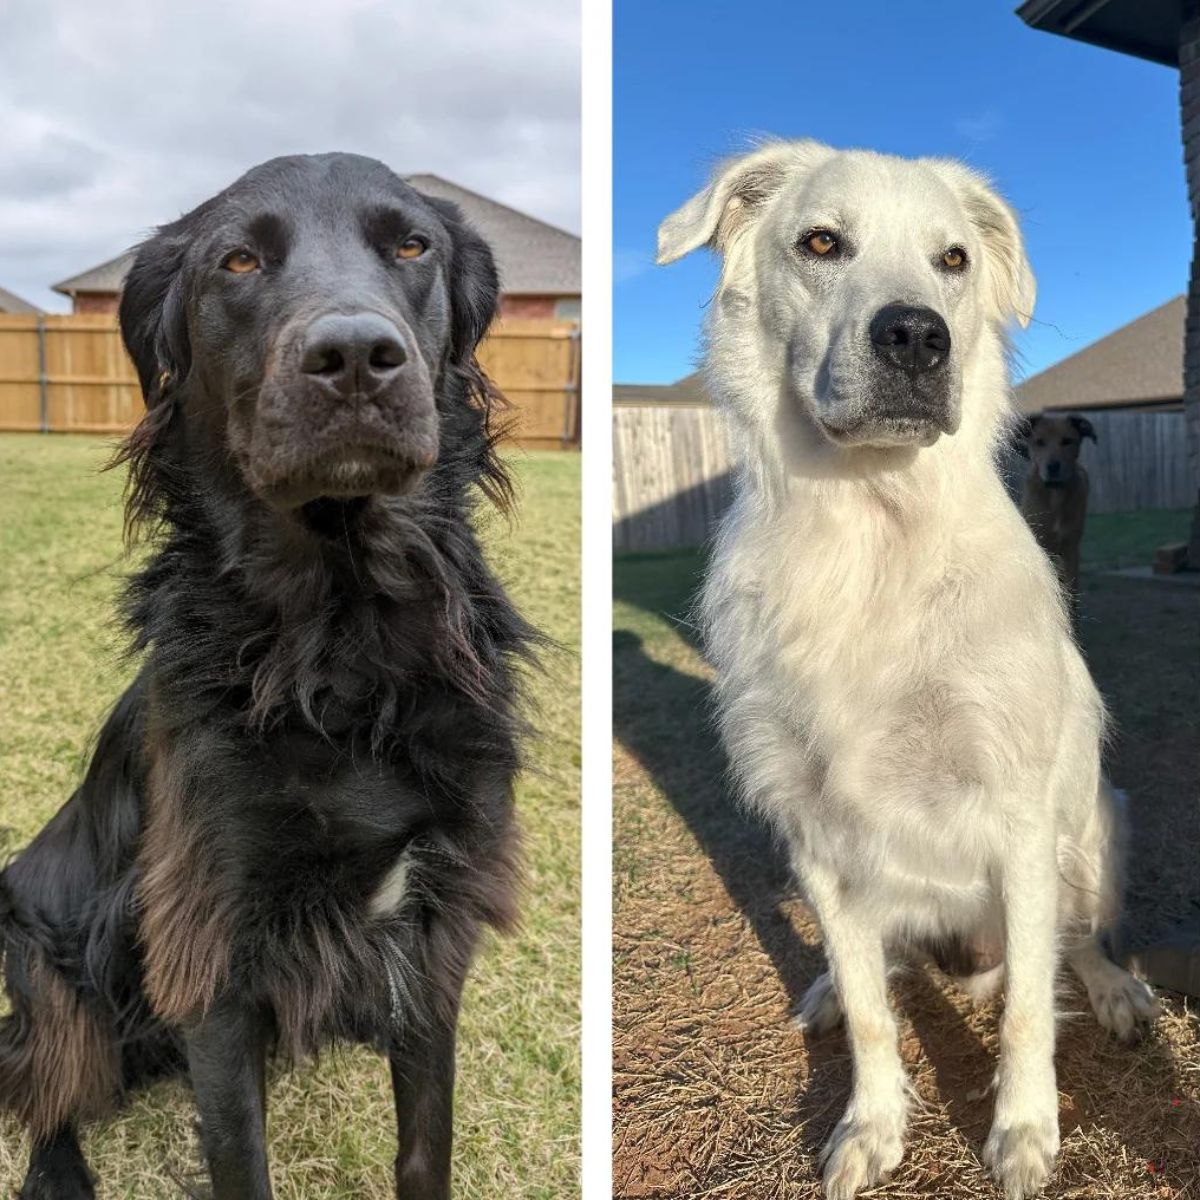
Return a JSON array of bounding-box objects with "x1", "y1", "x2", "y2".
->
[{"x1": 0, "y1": 153, "x2": 535, "y2": 1199}]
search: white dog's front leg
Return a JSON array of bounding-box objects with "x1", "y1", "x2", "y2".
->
[
  {"x1": 800, "y1": 858, "x2": 907, "y2": 1200},
  {"x1": 984, "y1": 833, "x2": 1061, "y2": 1199}
]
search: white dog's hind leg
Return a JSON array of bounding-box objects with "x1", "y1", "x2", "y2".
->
[
  {"x1": 1067, "y1": 937, "x2": 1158, "y2": 1041},
  {"x1": 799, "y1": 859, "x2": 907, "y2": 1200},
  {"x1": 983, "y1": 831, "x2": 1061, "y2": 1199},
  {"x1": 797, "y1": 970, "x2": 844, "y2": 1036}
]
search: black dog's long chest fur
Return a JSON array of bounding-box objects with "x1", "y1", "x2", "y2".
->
[
  {"x1": 127, "y1": 478, "x2": 529, "y2": 1054},
  {"x1": 0, "y1": 471, "x2": 530, "y2": 1138}
]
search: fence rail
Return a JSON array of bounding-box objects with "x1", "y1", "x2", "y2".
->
[
  {"x1": 614, "y1": 401, "x2": 1194, "y2": 553},
  {"x1": 0, "y1": 314, "x2": 580, "y2": 449}
]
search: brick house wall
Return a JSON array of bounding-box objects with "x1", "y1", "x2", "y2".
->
[
  {"x1": 500, "y1": 294, "x2": 557, "y2": 319},
  {"x1": 71, "y1": 292, "x2": 120, "y2": 315},
  {"x1": 1183, "y1": 3, "x2": 1200, "y2": 564},
  {"x1": 499, "y1": 294, "x2": 580, "y2": 320}
]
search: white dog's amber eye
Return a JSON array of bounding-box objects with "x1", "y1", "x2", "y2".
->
[
  {"x1": 396, "y1": 236, "x2": 428, "y2": 260},
  {"x1": 222, "y1": 249, "x2": 260, "y2": 274},
  {"x1": 803, "y1": 230, "x2": 839, "y2": 257},
  {"x1": 942, "y1": 247, "x2": 967, "y2": 270}
]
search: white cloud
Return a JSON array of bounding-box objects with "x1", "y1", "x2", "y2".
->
[
  {"x1": 954, "y1": 108, "x2": 1004, "y2": 144},
  {"x1": 0, "y1": 0, "x2": 580, "y2": 310},
  {"x1": 613, "y1": 248, "x2": 652, "y2": 286}
]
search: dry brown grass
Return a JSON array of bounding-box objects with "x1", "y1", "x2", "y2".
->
[{"x1": 613, "y1": 546, "x2": 1200, "y2": 1199}]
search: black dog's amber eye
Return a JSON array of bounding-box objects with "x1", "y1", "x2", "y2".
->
[
  {"x1": 222, "y1": 249, "x2": 260, "y2": 274},
  {"x1": 801, "y1": 229, "x2": 839, "y2": 257},
  {"x1": 396, "y1": 237, "x2": 428, "y2": 260},
  {"x1": 941, "y1": 246, "x2": 967, "y2": 270}
]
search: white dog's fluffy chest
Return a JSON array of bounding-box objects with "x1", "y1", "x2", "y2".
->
[{"x1": 701, "y1": 483, "x2": 1090, "y2": 921}]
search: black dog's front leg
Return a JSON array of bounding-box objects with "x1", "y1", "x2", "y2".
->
[
  {"x1": 19, "y1": 1126, "x2": 94, "y2": 1200},
  {"x1": 184, "y1": 999, "x2": 273, "y2": 1200},
  {"x1": 390, "y1": 1001, "x2": 462, "y2": 1200}
]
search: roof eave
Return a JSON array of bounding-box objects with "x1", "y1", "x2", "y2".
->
[{"x1": 1017, "y1": 0, "x2": 1178, "y2": 67}]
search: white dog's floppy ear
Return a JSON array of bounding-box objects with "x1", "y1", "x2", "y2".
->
[
  {"x1": 657, "y1": 142, "x2": 819, "y2": 265},
  {"x1": 937, "y1": 163, "x2": 1036, "y2": 329}
]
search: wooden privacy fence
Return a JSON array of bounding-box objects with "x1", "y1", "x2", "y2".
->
[
  {"x1": 614, "y1": 401, "x2": 1195, "y2": 553},
  {"x1": 613, "y1": 403, "x2": 732, "y2": 553},
  {"x1": 1058, "y1": 409, "x2": 1193, "y2": 513},
  {"x1": 0, "y1": 314, "x2": 581, "y2": 450}
]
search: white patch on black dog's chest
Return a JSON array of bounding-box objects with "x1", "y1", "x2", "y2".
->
[{"x1": 369, "y1": 848, "x2": 413, "y2": 916}]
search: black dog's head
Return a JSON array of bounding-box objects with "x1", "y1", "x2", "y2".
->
[{"x1": 119, "y1": 153, "x2": 502, "y2": 526}]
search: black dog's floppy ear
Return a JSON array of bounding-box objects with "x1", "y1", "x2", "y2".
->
[
  {"x1": 112, "y1": 225, "x2": 194, "y2": 540},
  {"x1": 426, "y1": 197, "x2": 500, "y2": 366},
  {"x1": 1069, "y1": 415, "x2": 1097, "y2": 443},
  {"x1": 424, "y1": 196, "x2": 514, "y2": 512},
  {"x1": 119, "y1": 229, "x2": 192, "y2": 406}
]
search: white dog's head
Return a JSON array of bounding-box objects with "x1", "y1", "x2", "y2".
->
[{"x1": 658, "y1": 140, "x2": 1034, "y2": 455}]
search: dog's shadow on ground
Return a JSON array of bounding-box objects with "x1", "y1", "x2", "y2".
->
[
  {"x1": 613, "y1": 617, "x2": 1200, "y2": 1194},
  {"x1": 613, "y1": 627, "x2": 816, "y2": 1009}
]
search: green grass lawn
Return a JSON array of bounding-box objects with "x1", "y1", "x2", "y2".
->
[
  {"x1": 0, "y1": 434, "x2": 580, "y2": 1199},
  {"x1": 1079, "y1": 506, "x2": 1194, "y2": 571}
]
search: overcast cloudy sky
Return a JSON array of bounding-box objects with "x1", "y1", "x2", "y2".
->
[{"x1": 0, "y1": 0, "x2": 580, "y2": 311}]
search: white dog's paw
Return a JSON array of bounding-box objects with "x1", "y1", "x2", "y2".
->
[
  {"x1": 982, "y1": 1116, "x2": 1060, "y2": 1199},
  {"x1": 797, "y1": 972, "x2": 843, "y2": 1037},
  {"x1": 1087, "y1": 970, "x2": 1159, "y2": 1041},
  {"x1": 820, "y1": 1110, "x2": 904, "y2": 1200}
]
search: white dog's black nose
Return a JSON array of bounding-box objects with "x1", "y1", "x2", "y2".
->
[
  {"x1": 869, "y1": 305, "x2": 951, "y2": 374},
  {"x1": 301, "y1": 312, "x2": 408, "y2": 396}
]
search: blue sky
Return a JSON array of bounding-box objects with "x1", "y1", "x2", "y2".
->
[{"x1": 614, "y1": 0, "x2": 1191, "y2": 385}]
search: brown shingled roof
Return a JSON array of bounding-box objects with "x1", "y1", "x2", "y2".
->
[
  {"x1": 52, "y1": 173, "x2": 580, "y2": 300},
  {"x1": 1016, "y1": 295, "x2": 1184, "y2": 414},
  {"x1": 51, "y1": 251, "x2": 132, "y2": 297},
  {"x1": 0, "y1": 284, "x2": 38, "y2": 314}
]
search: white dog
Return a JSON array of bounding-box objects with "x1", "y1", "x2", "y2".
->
[{"x1": 657, "y1": 140, "x2": 1157, "y2": 1199}]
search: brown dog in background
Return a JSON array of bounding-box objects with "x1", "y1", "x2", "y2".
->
[{"x1": 1018, "y1": 413, "x2": 1097, "y2": 605}]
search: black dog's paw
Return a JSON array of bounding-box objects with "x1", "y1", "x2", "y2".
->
[{"x1": 17, "y1": 1164, "x2": 95, "y2": 1200}]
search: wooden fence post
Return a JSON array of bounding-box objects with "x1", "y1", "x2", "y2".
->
[
  {"x1": 36, "y1": 315, "x2": 48, "y2": 433},
  {"x1": 563, "y1": 327, "x2": 582, "y2": 448}
]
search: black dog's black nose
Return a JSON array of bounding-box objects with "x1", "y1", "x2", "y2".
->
[
  {"x1": 301, "y1": 312, "x2": 407, "y2": 394},
  {"x1": 869, "y1": 304, "x2": 951, "y2": 374}
]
